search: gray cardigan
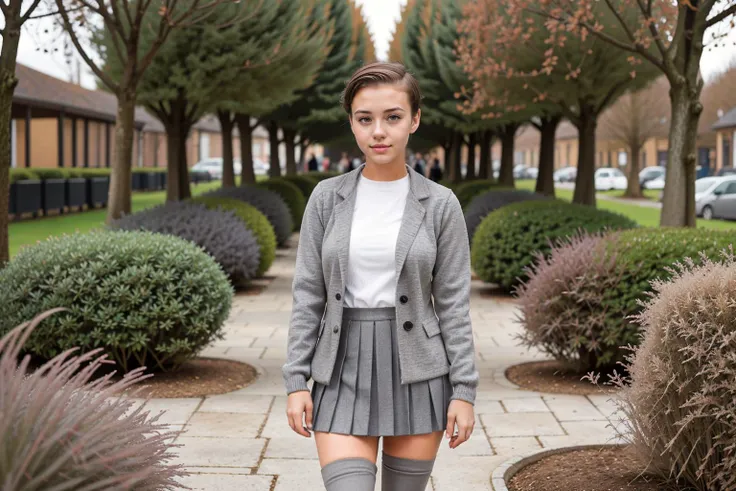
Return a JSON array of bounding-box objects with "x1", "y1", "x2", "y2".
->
[{"x1": 282, "y1": 163, "x2": 479, "y2": 405}]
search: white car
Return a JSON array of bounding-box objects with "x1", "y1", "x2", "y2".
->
[
  {"x1": 643, "y1": 175, "x2": 665, "y2": 190},
  {"x1": 253, "y1": 158, "x2": 269, "y2": 176},
  {"x1": 191, "y1": 158, "x2": 242, "y2": 180},
  {"x1": 594, "y1": 167, "x2": 627, "y2": 191},
  {"x1": 553, "y1": 166, "x2": 576, "y2": 183}
]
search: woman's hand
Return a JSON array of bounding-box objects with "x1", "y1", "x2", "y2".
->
[
  {"x1": 446, "y1": 400, "x2": 475, "y2": 449},
  {"x1": 286, "y1": 390, "x2": 313, "y2": 437}
]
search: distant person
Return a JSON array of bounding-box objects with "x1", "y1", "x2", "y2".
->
[
  {"x1": 339, "y1": 152, "x2": 350, "y2": 173},
  {"x1": 429, "y1": 157, "x2": 443, "y2": 182},
  {"x1": 307, "y1": 153, "x2": 319, "y2": 172},
  {"x1": 322, "y1": 156, "x2": 331, "y2": 172},
  {"x1": 413, "y1": 152, "x2": 426, "y2": 176}
]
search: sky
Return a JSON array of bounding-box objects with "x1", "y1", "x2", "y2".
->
[{"x1": 3, "y1": 0, "x2": 736, "y2": 91}]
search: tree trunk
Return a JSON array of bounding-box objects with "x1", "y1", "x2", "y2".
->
[
  {"x1": 178, "y1": 133, "x2": 191, "y2": 199},
  {"x1": 0, "y1": 10, "x2": 21, "y2": 265},
  {"x1": 466, "y1": 132, "x2": 477, "y2": 180},
  {"x1": 660, "y1": 83, "x2": 699, "y2": 227},
  {"x1": 217, "y1": 110, "x2": 236, "y2": 188},
  {"x1": 535, "y1": 115, "x2": 560, "y2": 197},
  {"x1": 623, "y1": 142, "x2": 643, "y2": 198},
  {"x1": 298, "y1": 138, "x2": 306, "y2": 172},
  {"x1": 107, "y1": 89, "x2": 137, "y2": 223},
  {"x1": 164, "y1": 98, "x2": 192, "y2": 202},
  {"x1": 235, "y1": 114, "x2": 255, "y2": 186},
  {"x1": 499, "y1": 124, "x2": 517, "y2": 187},
  {"x1": 283, "y1": 127, "x2": 297, "y2": 176},
  {"x1": 267, "y1": 120, "x2": 281, "y2": 178},
  {"x1": 478, "y1": 130, "x2": 492, "y2": 180},
  {"x1": 572, "y1": 106, "x2": 597, "y2": 206}
]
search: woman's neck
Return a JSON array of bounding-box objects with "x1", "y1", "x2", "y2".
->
[{"x1": 362, "y1": 161, "x2": 408, "y2": 181}]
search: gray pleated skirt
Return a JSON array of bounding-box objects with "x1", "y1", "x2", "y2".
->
[{"x1": 310, "y1": 306, "x2": 452, "y2": 436}]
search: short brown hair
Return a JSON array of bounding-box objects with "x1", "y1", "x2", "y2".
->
[{"x1": 341, "y1": 62, "x2": 422, "y2": 117}]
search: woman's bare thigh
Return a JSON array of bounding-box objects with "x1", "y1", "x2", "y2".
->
[
  {"x1": 381, "y1": 431, "x2": 444, "y2": 460},
  {"x1": 314, "y1": 432, "x2": 380, "y2": 467}
]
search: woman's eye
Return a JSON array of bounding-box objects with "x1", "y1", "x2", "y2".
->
[
  {"x1": 359, "y1": 117, "x2": 371, "y2": 124},
  {"x1": 388, "y1": 115, "x2": 401, "y2": 121}
]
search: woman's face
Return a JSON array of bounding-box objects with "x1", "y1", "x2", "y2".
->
[{"x1": 349, "y1": 83, "x2": 420, "y2": 168}]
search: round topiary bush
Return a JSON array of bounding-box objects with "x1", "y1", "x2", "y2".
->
[
  {"x1": 453, "y1": 179, "x2": 504, "y2": 210},
  {"x1": 190, "y1": 195, "x2": 276, "y2": 277},
  {"x1": 0, "y1": 230, "x2": 233, "y2": 372},
  {"x1": 613, "y1": 251, "x2": 736, "y2": 490},
  {"x1": 256, "y1": 179, "x2": 306, "y2": 231},
  {"x1": 471, "y1": 200, "x2": 637, "y2": 291},
  {"x1": 516, "y1": 227, "x2": 736, "y2": 371},
  {"x1": 464, "y1": 189, "x2": 548, "y2": 243},
  {"x1": 281, "y1": 174, "x2": 318, "y2": 201},
  {"x1": 202, "y1": 186, "x2": 293, "y2": 246},
  {"x1": 110, "y1": 201, "x2": 261, "y2": 286}
]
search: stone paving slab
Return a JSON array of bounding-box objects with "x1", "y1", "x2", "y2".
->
[{"x1": 141, "y1": 234, "x2": 625, "y2": 490}]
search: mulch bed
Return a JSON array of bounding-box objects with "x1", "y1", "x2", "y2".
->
[
  {"x1": 505, "y1": 360, "x2": 611, "y2": 395},
  {"x1": 123, "y1": 358, "x2": 258, "y2": 398},
  {"x1": 508, "y1": 446, "x2": 685, "y2": 491}
]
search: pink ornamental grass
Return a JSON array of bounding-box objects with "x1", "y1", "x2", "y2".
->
[{"x1": 0, "y1": 308, "x2": 189, "y2": 490}]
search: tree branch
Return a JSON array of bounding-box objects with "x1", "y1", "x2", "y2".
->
[
  {"x1": 705, "y1": 4, "x2": 736, "y2": 28},
  {"x1": 54, "y1": 0, "x2": 118, "y2": 92},
  {"x1": 19, "y1": 0, "x2": 43, "y2": 22},
  {"x1": 634, "y1": 0, "x2": 669, "y2": 59}
]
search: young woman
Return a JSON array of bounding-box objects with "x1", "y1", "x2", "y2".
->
[{"x1": 282, "y1": 62, "x2": 479, "y2": 491}]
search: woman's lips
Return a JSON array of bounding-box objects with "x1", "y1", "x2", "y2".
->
[{"x1": 371, "y1": 145, "x2": 390, "y2": 154}]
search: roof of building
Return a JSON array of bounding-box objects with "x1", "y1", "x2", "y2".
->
[
  {"x1": 13, "y1": 63, "x2": 260, "y2": 136},
  {"x1": 713, "y1": 106, "x2": 736, "y2": 131}
]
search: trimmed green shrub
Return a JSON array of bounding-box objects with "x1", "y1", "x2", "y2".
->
[
  {"x1": 190, "y1": 196, "x2": 276, "y2": 277},
  {"x1": 438, "y1": 179, "x2": 456, "y2": 190},
  {"x1": 306, "y1": 171, "x2": 340, "y2": 181},
  {"x1": 203, "y1": 186, "x2": 293, "y2": 246},
  {"x1": 0, "y1": 309, "x2": 187, "y2": 489},
  {"x1": 0, "y1": 230, "x2": 233, "y2": 372},
  {"x1": 612, "y1": 252, "x2": 736, "y2": 490},
  {"x1": 516, "y1": 227, "x2": 736, "y2": 371},
  {"x1": 453, "y1": 179, "x2": 504, "y2": 210},
  {"x1": 281, "y1": 174, "x2": 318, "y2": 201},
  {"x1": 465, "y1": 189, "x2": 549, "y2": 243},
  {"x1": 72, "y1": 168, "x2": 112, "y2": 178},
  {"x1": 29, "y1": 168, "x2": 66, "y2": 179},
  {"x1": 471, "y1": 200, "x2": 637, "y2": 291},
  {"x1": 9, "y1": 168, "x2": 38, "y2": 183},
  {"x1": 256, "y1": 178, "x2": 306, "y2": 231},
  {"x1": 110, "y1": 201, "x2": 261, "y2": 285}
]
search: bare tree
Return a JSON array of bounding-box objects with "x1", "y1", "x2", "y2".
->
[
  {"x1": 54, "y1": 0, "x2": 231, "y2": 223},
  {"x1": 600, "y1": 77, "x2": 670, "y2": 198}
]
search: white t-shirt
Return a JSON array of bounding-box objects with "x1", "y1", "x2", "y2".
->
[{"x1": 344, "y1": 173, "x2": 410, "y2": 308}]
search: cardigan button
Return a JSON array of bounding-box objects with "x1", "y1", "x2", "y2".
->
[
  {"x1": 335, "y1": 293, "x2": 341, "y2": 300},
  {"x1": 333, "y1": 326, "x2": 339, "y2": 333},
  {"x1": 400, "y1": 295, "x2": 408, "y2": 304},
  {"x1": 403, "y1": 321, "x2": 413, "y2": 331}
]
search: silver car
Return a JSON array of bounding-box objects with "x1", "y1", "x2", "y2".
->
[{"x1": 695, "y1": 176, "x2": 736, "y2": 220}]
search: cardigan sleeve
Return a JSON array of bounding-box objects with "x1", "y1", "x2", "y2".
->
[
  {"x1": 282, "y1": 183, "x2": 327, "y2": 394},
  {"x1": 431, "y1": 191, "x2": 479, "y2": 405}
]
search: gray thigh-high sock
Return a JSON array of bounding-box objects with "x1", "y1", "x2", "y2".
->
[
  {"x1": 320, "y1": 457, "x2": 377, "y2": 491},
  {"x1": 381, "y1": 451, "x2": 435, "y2": 491}
]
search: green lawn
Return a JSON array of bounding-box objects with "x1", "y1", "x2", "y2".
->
[
  {"x1": 8, "y1": 177, "x2": 265, "y2": 258},
  {"x1": 515, "y1": 179, "x2": 736, "y2": 230}
]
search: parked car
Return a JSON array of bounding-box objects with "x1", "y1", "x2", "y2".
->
[
  {"x1": 553, "y1": 166, "x2": 576, "y2": 183},
  {"x1": 594, "y1": 167, "x2": 627, "y2": 191},
  {"x1": 523, "y1": 167, "x2": 539, "y2": 179},
  {"x1": 639, "y1": 166, "x2": 665, "y2": 189},
  {"x1": 643, "y1": 172, "x2": 666, "y2": 190},
  {"x1": 513, "y1": 164, "x2": 529, "y2": 179},
  {"x1": 716, "y1": 166, "x2": 736, "y2": 177},
  {"x1": 191, "y1": 158, "x2": 242, "y2": 180},
  {"x1": 695, "y1": 176, "x2": 736, "y2": 220}
]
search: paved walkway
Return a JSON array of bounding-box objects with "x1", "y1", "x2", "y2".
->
[{"x1": 146, "y1": 234, "x2": 623, "y2": 490}]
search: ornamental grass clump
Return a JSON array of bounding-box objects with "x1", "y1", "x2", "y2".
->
[
  {"x1": 203, "y1": 185, "x2": 293, "y2": 246},
  {"x1": 0, "y1": 308, "x2": 187, "y2": 490},
  {"x1": 111, "y1": 201, "x2": 260, "y2": 285},
  {"x1": 608, "y1": 251, "x2": 736, "y2": 491},
  {"x1": 515, "y1": 233, "x2": 624, "y2": 372},
  {"x1": 0, "y1": 230, "x2": 233, "y2": 372}
]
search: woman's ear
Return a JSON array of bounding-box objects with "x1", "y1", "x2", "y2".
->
[{"x1": 410, "y1": 108, "x2": 421, "y2": 134}]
